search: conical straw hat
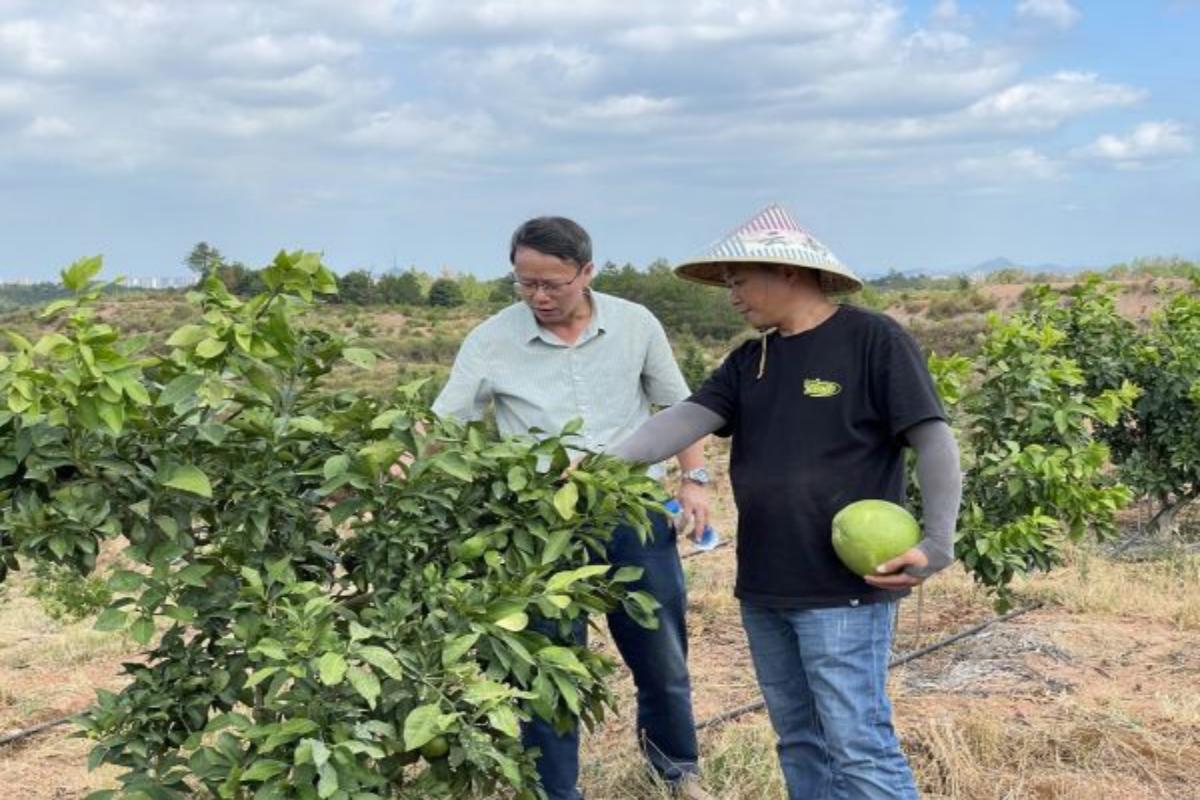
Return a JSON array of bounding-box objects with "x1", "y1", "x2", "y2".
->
[{"x1": 675, "y1": 204, "x2": 862, "y2": 294}]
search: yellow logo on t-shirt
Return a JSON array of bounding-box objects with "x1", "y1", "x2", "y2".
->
[{"x1": 804, "y1": 378, "x2": 842, "y2": 398}]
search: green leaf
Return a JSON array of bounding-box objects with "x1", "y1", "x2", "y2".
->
[
  {"x1": 441, "y1": 633, "x2": 480, "y2": 667},
  {"x1": 323, "y1": 454, "x2": 350, "y2": 480},
  {"x1": 343, "y1": 348, "x2": 377, "y2": 370},
  {"x1": 550, "y1": 671, "x2": 581, "y2": 714},
  {"x1": 552, "y1": 482, "x2": 579, "y2": 520},
  {"x1": 317, "y1": 762, "x2": 339, "y2": 799},
  {"x1": 462, "y1": 679, "x2": 511, "y2": 705},
  {"x1": 107, "y1": 570, "x2": 143, "y2": 593},
  {"x1": 402, "y1": 704, "x2": 444, "y2": 750},
  {"x1": 241, "y1": 759, "x2": 288, "y2": 782},
  {"x1": 357, "y1": 646, "x2": 405, "y2": 681},
  {"x1": 546, "y1": 565, "x2": 609, "y2": 593},
  {"x1": 97, "y1": 401, "x2": 125, "y2": 435},
  {"x1": 289, "y1": 416, "x2": 327, "y2": 434},
  {"x1": 541, "y1": 530, "x2": 572, "y2": 565},
  {"x1": 318, "y1": 652, "x2": 348, "y2": 686},
  {"x1": 278, "y1": 718, "x2": 320, "y2": 737},
  {"x1": 254, "y1": 639, "x2": 288, "y2": 661},
  {"x1": 309, "y1": 738, "x2": 331, "y2": 768},
  {"x1": 369, "y1": 409, "x2": 406, "y2": 430},
  {"x1": 94, "y1": 607, "x2": 128, "y2": 632},
  {"x1": 245, "y1": 667, "x2": 280, "y2": 688},
  {"x1": 506, "y1": 466, "x2": 528, "y2": 492},
  {"x1": 537, "y1": 646, "x2": 588, "y2": 675},
  {"x1": 174, "y1": 563, "x2": 213, "y2": 588},
  {"x1": 197, "y1": 423, "x2": 227, "y2": 445},
  {"x1": 62, "y1": 255, "x2": 102, "y2": 292},
  {"x1": 195, "y1": 338, "x2": 227, "y2": 359},
  {"x1": 487, "y1": 706, "x2": 520, "y2": 739},
  {"x1": 165, "y1": 325, "x2": 209, "y2": 348},
  {"x1": 129, "y1": 616, "x2": 155, "y2": 644},
  {"x1": 161, "y1": 464, "x2": 213, "y2": 498},
  {"x1": 611, "y1": 566, "x2": 643, "y2": 583},
  {"x1": 434, "y1": 452, "x2": 472, "y2": 481},
  {"x1": 493, "y1": 612, "x2": 529, "y2": 632},
  {"x1": 347, "y1": 665, "x2": 380, "y2": 709}
]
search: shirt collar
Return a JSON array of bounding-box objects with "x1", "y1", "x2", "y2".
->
[{"x1": 520, "y1": 290, "x2": 608, "y2": 345}]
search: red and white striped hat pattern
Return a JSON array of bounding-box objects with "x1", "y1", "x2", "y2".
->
[{"x1": 675, "y1": 204, "x2": 862, "y2": 294}]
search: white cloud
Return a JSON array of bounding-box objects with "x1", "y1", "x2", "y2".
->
[
  {"x1": 1017, "y1": 0, "x2": 1082, "y2": 30},
  {"x1": 24, "y1": 115, "x2": 74, "y2": 138},
  {"x1": 967, "y1": 71, "x2": 1141, "y2": 129},
  {"x1": 1074, "y1": 121, "x2": 1194, "y2": 166},
  {"x1": 0, "y1": 80, "x2": 31, "y2": 115},
  {"x1": 931, "y1": 0, "x2": 969, "y2": 27},
  {"x1": 957, "y1": 147, "x2": 1062, "y2": 183},
  {"x1": 578, "y1": 94, "x2": 679, "y2": 121},
  {"x1": 212, "y1": 65, "x2": 381, "y2": 105},
  {"x1": 210, "y1": 33, "x2": 360, "y2": 72},
  {"x1": 432, "y1": 43, "x2": 603, "y2": 101},
  {"x1": 345, "y1": 105, "x2": 504, "y2": 155},
  {"x1": 0, "y1": 1, "x2": 1162, "y2": 199}
]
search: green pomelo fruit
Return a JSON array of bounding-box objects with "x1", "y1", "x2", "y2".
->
[
  {"x1": 420, "y1": 735, "x2": 450, "y2": 759},
  {"x1": 831, "y1": 499, "x2": 921, "y2": 577}
]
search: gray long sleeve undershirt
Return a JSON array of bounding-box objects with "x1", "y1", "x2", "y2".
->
[{"x1": 607, "y1": 402, "x2": 961, "y2": 578}]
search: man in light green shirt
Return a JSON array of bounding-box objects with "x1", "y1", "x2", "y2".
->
[{"x1": 432, "y1": 216, "x2": 713, "y2": 800}]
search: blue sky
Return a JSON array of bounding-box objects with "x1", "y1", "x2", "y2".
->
[{"x1": 0, "y1": 0, "x2": 1197, "y2": 281}]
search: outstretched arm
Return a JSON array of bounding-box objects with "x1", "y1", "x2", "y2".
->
[{"x1": 607, "y1": 401, "x2": 727, "y2": 465}]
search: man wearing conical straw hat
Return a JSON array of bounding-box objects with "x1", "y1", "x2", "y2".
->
[{"x1": 609, "y1": 204, "x2": 961, "y2": 799}]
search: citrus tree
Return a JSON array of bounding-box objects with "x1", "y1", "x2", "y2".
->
[
  {"x1": 1020, "y1": 277, "x2": 1200, "y2": 536},
  {"x1": 929, "y1": 309, "x2": 1139, "y2": 609},
  {"x1": 0, "y1": 254, "x2": 665, "y2": 800}
]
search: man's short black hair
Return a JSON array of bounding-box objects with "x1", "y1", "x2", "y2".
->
[{"x1": 509, "y1": 216, "x2": 592, "y2": 266}]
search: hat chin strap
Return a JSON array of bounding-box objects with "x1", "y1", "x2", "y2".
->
[{"x1": 757, "y1": 330, "x2": 772, "y2": 380}]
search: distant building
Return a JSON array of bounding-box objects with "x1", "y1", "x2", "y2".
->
[{"x1": 0, "y1": 275, "x2": 197, "y2": 289}]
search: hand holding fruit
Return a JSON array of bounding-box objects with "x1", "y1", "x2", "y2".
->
[{"x1": 863, "y1": 547, "x2": 929, "y2": 589}]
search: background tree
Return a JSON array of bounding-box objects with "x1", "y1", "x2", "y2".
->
[
  {"x1": 378, "y1": 272, "x2": 424, "y2": 305},
  {"x1": 184, "y1": 242, "x2": 224, "y2": 280},
  {"x1": 216, "y1": 262, "x2": 266, "y2": 297},
  {"x1": 338, "y1": 269, "x2": 375, "y2": 306},
  {"x1": 678, "y1": 341, "x2": 709, "y2": 391},
  {"x1": 1021, "y1": 277, "x2": 1200, "y2": 536},
  {"x1": 929, "y1": 310, "x2": 1138, "y2": 610},
  {"x1": 591, "y1": 260, "x2": 745, "y2": 341},
  {"x1": 428, "y1": 278, "x2": 465, "y2": 308}
]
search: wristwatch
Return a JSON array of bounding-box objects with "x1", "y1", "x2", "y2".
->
[{"x1": 681, "y1": 467, "x2": 711, "y2": 486}]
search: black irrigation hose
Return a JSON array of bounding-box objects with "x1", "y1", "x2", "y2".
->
[
  {"x1": 0, "y1": 712, "x2": 80, "y2": 748},
  {"x1": 696, "y1": 602, "x2": 1043, "y2": 731}
]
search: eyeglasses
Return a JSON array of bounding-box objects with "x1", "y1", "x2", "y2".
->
[{"x1": 512, "y1": 266, "x2": 584, "y2": 296}]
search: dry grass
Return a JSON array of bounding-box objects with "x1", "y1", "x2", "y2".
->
[
  {"x1": 904, "y1": 703, "x2": 1200, "y2": 800},
  {"x1": 1019, "y1": 546, "x2": 1200, "y2": 630}
]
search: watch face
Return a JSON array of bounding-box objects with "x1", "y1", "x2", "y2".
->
[{"x1": 686, "y1": 468, "x2": 710, "y2": 484}]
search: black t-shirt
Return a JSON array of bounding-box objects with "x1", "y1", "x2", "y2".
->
[{"x1": 689, "y1": 304, "x2": 945, "y2": 609}]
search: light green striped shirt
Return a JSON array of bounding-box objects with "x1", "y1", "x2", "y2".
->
[{"x1": 432, "y1": 291, "x2": 690, "y2": 474}]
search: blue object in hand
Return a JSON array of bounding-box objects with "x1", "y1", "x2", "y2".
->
[{"x1": 663, "y1": 499, "x2": 721, "y2": 551}]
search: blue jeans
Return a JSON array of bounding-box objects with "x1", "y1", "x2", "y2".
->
[
  {"x1": 523, "y1": 512, "x2": 699, "y2": 800},
  {"x1": 740, "y1": 601, "x2": 918, "y2": 800}
]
